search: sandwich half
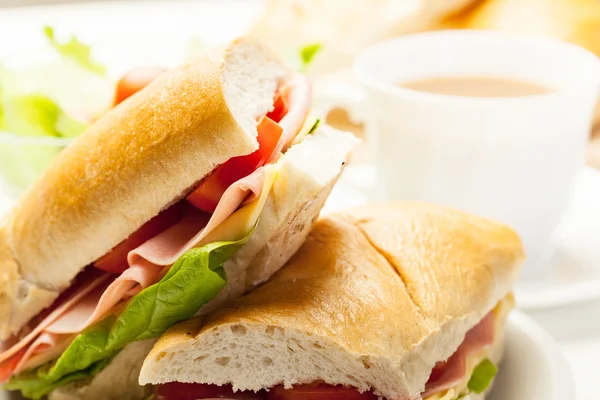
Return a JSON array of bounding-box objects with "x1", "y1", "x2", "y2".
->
[
  {"x1": 141, "y1": 202, "x2": 524, "y2": 400},
  {"x1": 0, "y1": 37, "x2": 357, "y2": 399}
]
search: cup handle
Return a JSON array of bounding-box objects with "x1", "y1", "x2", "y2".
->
[
  {"x1": 312, "y1": 79, "x2": 368, "y2": 125},
  {"x1": 311, "y1": 79, "x2": 380, "y2": 202}
]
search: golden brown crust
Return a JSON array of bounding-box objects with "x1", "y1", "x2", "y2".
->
[
  {"x1": 338, "y1": 202, "x2": 524, "y2": 326},
  {"x1": 206, "y1": 212, "x2": 432, "y2": 352},
  {"x1": 0, "y1": 37, "x2": 288, "y2": 339},
  {"x1": 143, "y1": 203, "x2": 524, "y2": 397}
]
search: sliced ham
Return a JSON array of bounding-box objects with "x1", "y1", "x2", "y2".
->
[
  {"x1": 83, "y1": 168, "x2": 267, "y2": 325},
  {"x1": 422, "y1": 311, "x2": 496, "y2": 398},
  {"x1": 268, "y1": 74, "x2": 311, "y2": 163},
  {"x1": 13, "y1": 332, "x2": 67, "y2": 374},
  {"x1": 0, "y1": 271, "x2": 111, "y2": 364},
  {"x1": 423, "y1": 351, "x2": 468, "y2": 398},
  {"x1": 84, "y1": 260, "x2": 165, "y2": 327},
  {"x1": 94, "y1": 204, "x2": 186, "y2": 274},
  {"x1": 132, "y1": 168, "x2": 265, "y2": 267},
  {"x1": 0, "y1": 349, "x2": 24, "y2": 383},
  {"x1": 45, "y1": 280, "x2": 115, "y2": 335}
]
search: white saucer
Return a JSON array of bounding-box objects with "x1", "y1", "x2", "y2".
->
[
  {"x1": 514, "y1": 167, "x2": 600, "y2": 309},
  {"x1": 325, "y1": 165, "x2": 600, "y2": 311}
]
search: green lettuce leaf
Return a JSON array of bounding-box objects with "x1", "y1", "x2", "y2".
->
[
  {"x1": 0, "y1": 27, "x2": 106, "y2": 192},
  {"x1": 467, "y1": 358, "x2": 498, "y2": 394},
  {"x1": 299, "y1": 43, "x2": 322, "y2": 72},
  {"x1": 2, "y1": 94, "x2": 59, "y2": 137},
  {"x1": 5, "y1": 358, "x2": 110, "y2": 400},
  {"x1": 5, "y1": 232, "x2": 252, "y2": 398},
  {"x1": 308, "y1": 118, "x2": 321, "y2": 134},
  {"x1": 106, "y1": 235, "x2": 250, "y2": 349},
  {"x1": 1, "y1": 94, "x2": 85, "y2": 138},
  {"x1": 0, "y1": 93, "x2": 86, "y2": 191},
  {"x1": 43, "y1": 26, "x2": 106, "y2": 76},
  {"x1": 0, "y1": 79, "x2": 4, "y2": 128},
  {"x1": 55, "y1": 111, "x2": 88, "y2": 138},
  {"x1": 0, "y1": 138, "x2": 64, "y2": 193},
  {"x1": 44, "y1": 317, "x2": 117, "y2": 383}
]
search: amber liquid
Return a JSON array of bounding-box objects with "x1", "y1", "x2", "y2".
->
[{"x1": 399, "y1": 76, "x2": 551, "y2": 97}]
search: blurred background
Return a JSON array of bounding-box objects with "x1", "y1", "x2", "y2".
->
[
  {"x1": 0, "y1": 0, "x2": 599, "y2": 398},
  {"x1": 1, "y1": 0, "x2": 599, "y2": 195}
]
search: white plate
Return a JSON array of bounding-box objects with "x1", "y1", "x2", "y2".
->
[
  {"x1": 0, "y1": 310, "x2": 572, "y2": 400},
  {"x1": 488, "y1": 310, "x2": 575, "y2": 400},
  {"x1": 325, "y1": 165, "x2": 600, "y2": 311}
]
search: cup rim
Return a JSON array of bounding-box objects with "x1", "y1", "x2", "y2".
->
[
  {"x1": 0, "y1": 131, "x2": 73, "y2": 146},
  {"x1": 354, "y1": 29, "x2": 600, "y2": 106}
]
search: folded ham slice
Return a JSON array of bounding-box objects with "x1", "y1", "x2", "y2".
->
[
  {"x1": 268, "y1": 74, "x2": 311, "y2": 163},
  {"x1": 0, "y1": 272, "x2": 112, "y2": 379},
  {"x1": 86, "y1": 167, "x2": 267, "y2": 326},
  {"x1": 10, "y1": 284, "x2": 113, "y2": 373},
  {"x1": 13, "y1": 332, "x2": 67, "y2": 375},
  {"x1": 0, "y1": 271, "x2": 111, "y2": 365},
  {"x1": 422, "y1": 311, "x2": 496, "y2": 398}
]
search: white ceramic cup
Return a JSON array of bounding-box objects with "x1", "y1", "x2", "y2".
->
[{"x1": 354, "y1": 30, "x2": 600, "y2": 276}]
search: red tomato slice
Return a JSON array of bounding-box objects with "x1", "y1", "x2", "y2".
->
[
  {"x1": 267, "y1": 384, "x2": 378, "y2": 400},
  {"x1": 114, "y1": 66, "x2": 166, "y2": 106},
  {"x1": 156, "y1": 383, "x2": 267, "y2": 400},
  {"x1": 186, "y1": 117, "x2": 283, "y2": 213},
  {"x1": 266, "y1": 89, "x2": 289, "y2": 123},
  {"x1": 94, "y1": 203, "x2": 185, "y2": 274},
  {"x1": 0, "y1": 349, "x2": 25, "y2": 383}
]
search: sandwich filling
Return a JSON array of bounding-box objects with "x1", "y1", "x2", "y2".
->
[
  {"x1": 153, "y1": 299, "x2": 511, "y2": 400},
  {"x1": 0, "y1": 75, "x2": 318, "y2": 399}
]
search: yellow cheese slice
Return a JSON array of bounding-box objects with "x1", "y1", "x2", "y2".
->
[
  {"x1": 200, "y1": 163, "x2": 280, "y2": 244},
  {"x1": 291, "y1": 112, "x2": 320, "y2": 146},
  {"x1": 425, "y1": 388, "x2": 457, "y2": 400}
]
